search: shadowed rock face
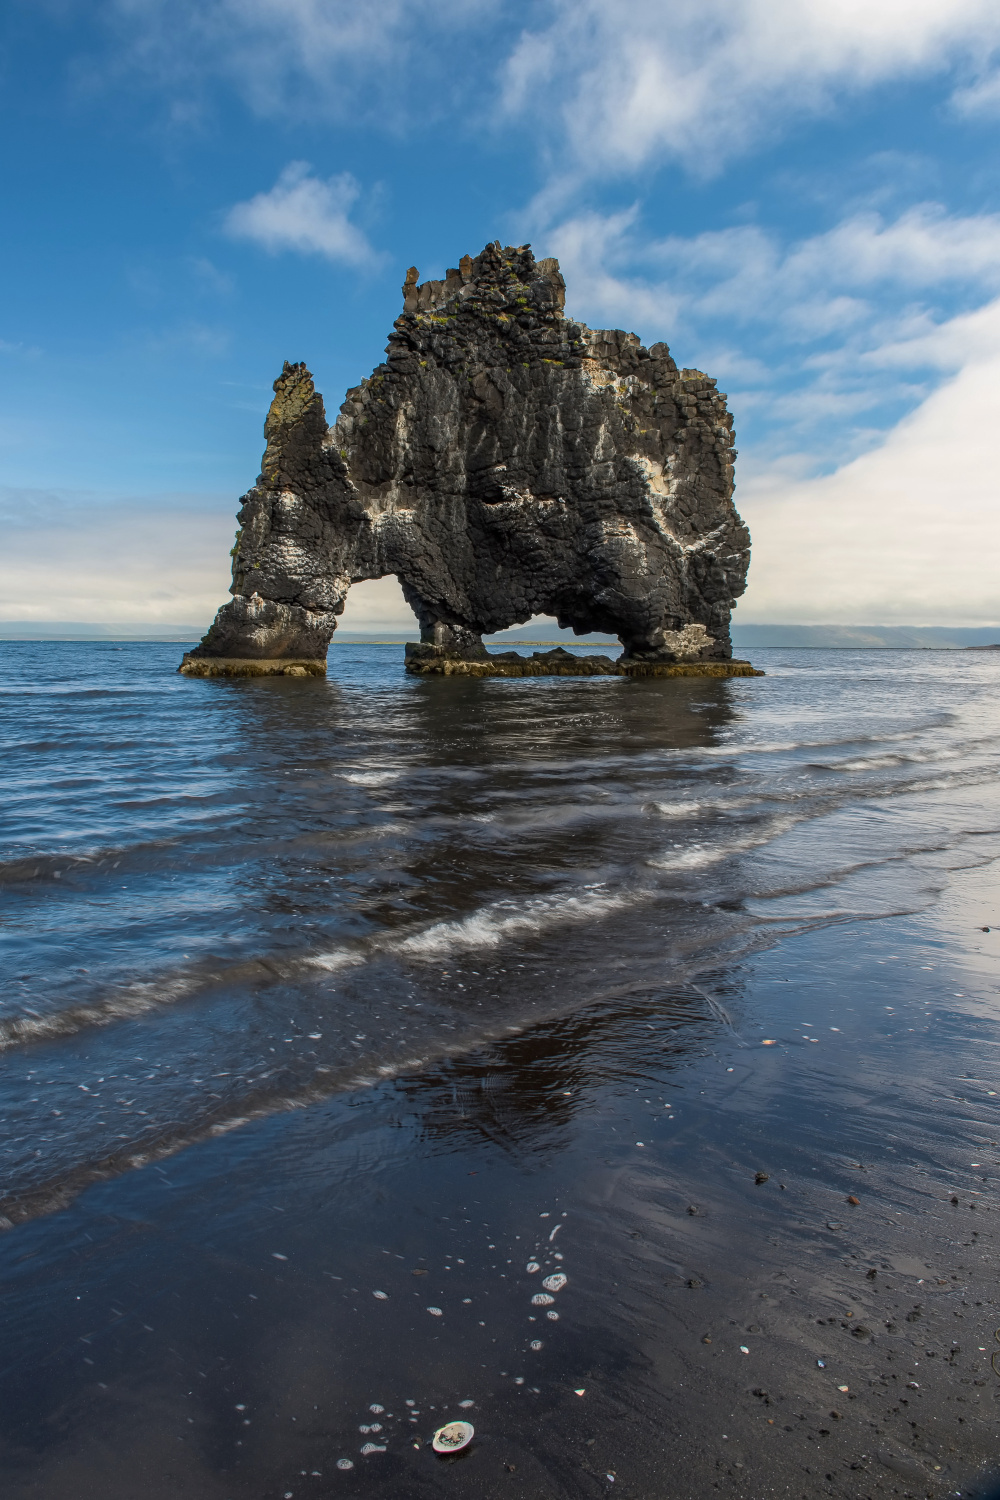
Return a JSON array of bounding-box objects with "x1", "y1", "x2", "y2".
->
[{"x1": 186, "y1": 242, "x2": 750, "y2": 669}]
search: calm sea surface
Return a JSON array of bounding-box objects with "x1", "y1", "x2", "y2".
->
[{"x1": 2, "y1": 642, "x2": 999, "y2": 1498}]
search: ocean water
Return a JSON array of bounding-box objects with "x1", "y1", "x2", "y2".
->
[{"x1": 2, "y1": 641, "x2": 1000, "y2": 1497}]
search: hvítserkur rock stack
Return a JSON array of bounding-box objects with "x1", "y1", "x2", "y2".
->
[{"x1": 180, "y1": 243, "x2": 756, "y2": 679}]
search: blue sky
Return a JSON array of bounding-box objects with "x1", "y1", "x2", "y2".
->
[{"x1": 2, "y1": 0, "x2": 1000, "y2": 629}]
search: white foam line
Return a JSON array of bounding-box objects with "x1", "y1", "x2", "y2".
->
[
  {"x1": 395, "y1": 889, "x2": 639, "y2": 958},
  {"x1": 650, "y1": 795, "x2": 762, "y2": 818},
  {"x1": 648, "y1": 816, "x2": 801, "y2": 871},
  {"x1": 309, "y1": 886, "x2": 649, "y2": 974},
  {"x1": 308, "y1": 949, "x2": 368, "y2": 974},
  {"x1": 340, "y1": 771, "x2": 404, "y2": 786},
  {"x1": 0, "y1": 975, "x2": 203, "y2": 1051}
]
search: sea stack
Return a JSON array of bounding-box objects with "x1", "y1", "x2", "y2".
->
[{"x1": 180, "y1": 243, "x2": 754, "y2": 679}]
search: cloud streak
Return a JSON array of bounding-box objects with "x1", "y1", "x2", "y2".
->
[
  {"x1": 104, "y1": 0, "x2": 499, "y2": 122},
  {"x1": 503, "y1": 0, "x2": 1000, "y2": 175}
]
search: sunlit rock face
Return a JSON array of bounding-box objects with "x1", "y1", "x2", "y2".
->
[{"x1": 183, "y1": 242, "x2": 750, "y2": 671}]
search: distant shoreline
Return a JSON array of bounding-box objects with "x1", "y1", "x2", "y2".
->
[{"x1": 2, "y1": 626, "x2": 999, "y2": 649}]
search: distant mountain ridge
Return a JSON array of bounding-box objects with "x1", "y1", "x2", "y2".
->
[{"x1": 730, "y1": 624, "x2": 1000, "y2": 649}]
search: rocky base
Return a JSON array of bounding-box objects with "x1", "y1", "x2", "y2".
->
[
  {"x1": 620, "y1": 659, "x2": 763, "y2": 678},
  {"x1": 404, "y1": 645, "x2": 762, "y2": 678},
  {"x1": 178, "y1": 655, "x2": 326, "y2": 678}
]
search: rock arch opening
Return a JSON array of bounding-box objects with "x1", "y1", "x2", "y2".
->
[{"x1": 336, "y1": 576, "x2": 418, "y2": 636}]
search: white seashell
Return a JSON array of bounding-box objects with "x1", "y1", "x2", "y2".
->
[
  {"x1": 531, "y1": 1292, "x2": 555, "y2": 1305},
  {"x1": 369, "y1": 1404, "x2": 384, "y2": 1413},
  {"x1": 359, "y1": 1424, "x2": 371, "y2": 1433},
  {"x1": 432, "y1": 1420, "x2": 474, "y2": 1454},
  {"x1": 458, "y1": 1399, "x2": 474, "y2": 1408},
  {"x1": 336, "y1": 1459, "x2": 354, "y2": 1470},
  {"x1": 360, "y1": 1442, "x2": 386, "y2": 1454},
  {"x1": 369, "y1": 1422, "x2": 382, "y2": 1432},
  {"x1": 427, "y1": 1306, "x2": 443, "y2": 1316},
  {"x1": 542, "y1": 1273, "x2": 567, "y2": 1292},
  {"x1": 526, "y1": 1262, "x2": 540, "y2": 1273},
  {"x1": 530, "y1": 1340, "x2": 543, "y2": 1350},
  {"x1": 546, "y1": 1310, "x2": 559, "y2": 1320},
  {"x1": 372, "y1": 1290, "x2": 388, "y2": 1299}
]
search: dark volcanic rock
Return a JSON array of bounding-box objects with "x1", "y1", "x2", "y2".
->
[{"x1": 182, "y1": 243, "x2": 751, "y2": 673}]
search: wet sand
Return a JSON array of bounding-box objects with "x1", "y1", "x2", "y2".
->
[{"x1": 1, "y1": 859, "x2": 998, "y2": 1499}]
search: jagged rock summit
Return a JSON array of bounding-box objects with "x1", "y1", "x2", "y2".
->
[{"x1": 181, "y1": 242, "x2": 754, "y2": 678}]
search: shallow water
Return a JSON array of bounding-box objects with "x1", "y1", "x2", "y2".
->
[{"x1": 2, "y1": 643, "x2": 1000, "y2": 1496}]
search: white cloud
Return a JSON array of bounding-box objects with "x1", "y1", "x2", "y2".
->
[
  {"x1": 0, "y1": 489, "x2": 235, "y2": 624},
  {"x1": 737, "y1": 332, "x2": 1000, "y2": 624},
  {"x1": 951, "y1": 67, "x2": 1000, "y2": 116},
  {"x1": 863, "y1": 297, "x2": 1000, "y2": 371},
  {"x1": 224, "y1": 162, "x2": 375, "y2": 264},
  {"x1": 503, "y1": 0, "x2": 1000, "y2": 174}
]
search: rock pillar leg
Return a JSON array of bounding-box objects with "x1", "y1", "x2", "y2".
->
[{"x1": 178, "y1": 594, "x2": 336, "y2": 678}]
